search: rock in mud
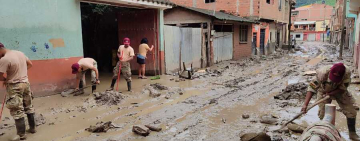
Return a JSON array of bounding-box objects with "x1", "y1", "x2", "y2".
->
[
  {"x1": 240, "y1": 132, "x2": 271, "y2": 141},
  {"x1": 287, "y1": 123, "x2": 306, "y2": 133},
  {"x1": 209, "y1": 99, "x2": 217, "y2": 104},
  {"x1": 274, "y1": 82, "x2": 307, "y2": 100},
  {"x1": 260, "y1": 115, "x2": 277, "y2": 125},
  {"x1": 35, "y1": 114, "x2": 46, "y2": 126},
  {"x1": 145, "y1": 125, "x2": 162, "y2": 132},
  {"x1": 93, "y1": 91, "x2": 124, "y2": 106},
  {"x1": 242, "y1": 114, "x2": 250, "y2": 119},
  {"x1": 132, "y1": 125, "x2": 150, "y2": 136},
  {"x1": 86, "y1": 121, "x2": 115, "y2": 133},
  {"x1": 150, "y1": 83, "x2": 168, "y2": 90}
]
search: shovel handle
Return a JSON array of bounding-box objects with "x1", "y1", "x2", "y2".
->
[
  {"x1": 0, "y1": 94, "x2": 6, "y2": 122},
  {"x1": 278, "y1": 95, "x2": 331, "y2": 130}
]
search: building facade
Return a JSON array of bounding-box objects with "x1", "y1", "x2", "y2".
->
[
  {"x1": 170, "y1": 0, "x2": 291, "y2": 55},
  {"x1": 291, "y1": 3, "x2": 333, "y2": 42},
  {"x1": 0, "y1": 0, "x2": 172, "y2": 98}
]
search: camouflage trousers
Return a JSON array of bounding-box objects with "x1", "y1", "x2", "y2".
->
[
  {"x1": 5, "y1": 82, "x2": 34, "y2": 120},
  {"x1": 317, "y1": 90, "x2": 357, "y2": 119},
  {"x1": 113, "y1": 61, "x2": 132, "y2": 82}
]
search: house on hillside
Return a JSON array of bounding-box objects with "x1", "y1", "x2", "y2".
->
[{"x1": 291, "y1": 3, "x2": 333, "y2": 41}]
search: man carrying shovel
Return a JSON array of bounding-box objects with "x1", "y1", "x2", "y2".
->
[
  {"x1": 301, "y1": 63, "x2": 360, "y2": 140},
  {"x1": 0, "y1": 42, "x2": 36, "y2": 141},
  {"x1": 108, "y1": 38, "x2": 134, "y2": 92}
]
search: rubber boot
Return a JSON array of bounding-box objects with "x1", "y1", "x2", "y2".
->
[
  {"x1": 347, "y1": 118, "x2": 360, "y2": 141},
  {"x1": 127, "y1": 82, "x2": 132, "y2": 91},
  {"x1": 107, "y1": 78, "x2": 117, "y2": 91},
  {"x1": 92, "y1": 84, "x2": 96, "y2": 94},
  {"x1": 27, "y1": 113, "x2": 36, "y2": 134},
  {"x1": 11, "y1": 117, "x2": 26, "y2": 141}
]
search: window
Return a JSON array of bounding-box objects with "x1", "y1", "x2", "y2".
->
[
  {"x1": 205, "y1": 0, "x2": 215, "y2": 3},
  {"x1": 239, "y1": 25, "x2": 248, "y2": 43},
  {"x1": 295, "y1": 25, "x2": 298, "y2": 28},
  {"x1": 266, "y1": 0, "x2": 271, "y2": 4},
  {"x1": 296, "y1": 34, "x2": 301, "y2": 38}
]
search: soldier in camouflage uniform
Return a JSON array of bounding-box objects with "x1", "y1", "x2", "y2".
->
[
  {"x1": 0, "y1": 42, "x2": 36, "y2": 141},
  {"x1": 108, "y1": 38, "x2": 134, "y2": 92},
  {"x1": 301, "y1": 63, "x2": 360, "y2": 140}
]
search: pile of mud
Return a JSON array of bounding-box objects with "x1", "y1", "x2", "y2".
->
[
  {"x1": 93, "y1": 91, "x2": 124, "y2": 106},
  {"x1": 142, "y1": 83, "x2": 184, "y2": 98},
  {"x1": 274, "y1": 82, "x2": 308, "y2": 100}
]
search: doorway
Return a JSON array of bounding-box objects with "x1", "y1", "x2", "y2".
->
[
  {"x1": 260, "y1": 29, "x2": 266, "y2": 55},
  {"x1": 252, "y1": 33, "x2": 257, "y2": 55}
]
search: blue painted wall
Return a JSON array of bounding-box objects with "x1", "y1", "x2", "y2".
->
[{"x1": 0, "y1": 0, "x2": 83, "y2": 60}]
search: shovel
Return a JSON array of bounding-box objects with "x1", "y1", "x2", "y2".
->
[{"x1": 274, "y1": 95, "x2": 331, "y2": 131}]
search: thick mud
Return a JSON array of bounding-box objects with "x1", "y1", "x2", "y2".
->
[{"x1": 0, "y1": 42, "x2": 359, "y2": 141}]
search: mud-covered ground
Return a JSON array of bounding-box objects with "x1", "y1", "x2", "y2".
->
[{"x1": 1, "y1": 42, "x2": 360, "y2": 141}]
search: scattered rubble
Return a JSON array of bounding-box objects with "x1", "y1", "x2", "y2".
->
[
  {"x1": 145, "y1": 125, "x2": 162, "y2": 132},
  {"x1": 242, "y1": 114, "x2": 250, "y2": 119},
  {"x1": 93, "y1": 91, "x2": 124, "y2": 106},
  {"x1": 274, "y1": 82, "x2": 308, "y2": 100},
  {"x1": 240, "y1": 132, "x2": 271, "y2": 141},
  {"x1": 35, "y1": 114, "x2": 46, "y2": 126},
  {"x1": 260, "y1": 114, "x2": 278, "y2": 125},
  {"x1": 132, "y1": 125, "x2": 150, "y2": 136},
  {"x1": 150, "y1": 83, "x2": 168, "y2": 90},
  {"x1": 86, "y1": 121, "x2": 117, "y2": 133}
]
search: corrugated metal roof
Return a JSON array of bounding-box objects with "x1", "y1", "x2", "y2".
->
[
  {"x1": 145, "y1": 0, "x2": 174, "y2": 5},
  {"x1": 180, "y1": 6, "x2": 255, "y2": 23}
]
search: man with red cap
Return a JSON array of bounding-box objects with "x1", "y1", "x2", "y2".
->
[
  {"x1": 108, "y1": 37, "x2": 134, "y2": 91},
  {"x1": 0, "y1": 42, "x2": 36, "y2": 140},
  {"x1": 71, "y1": 58, "x2": 100, "y2": 95},
  {"x1": 301, "y1": 63, "x2": 360, "y2": 140}
]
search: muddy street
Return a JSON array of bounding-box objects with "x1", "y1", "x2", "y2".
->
[{"x1": 0, "y1": 42, "x2": 358, "y2": 141}]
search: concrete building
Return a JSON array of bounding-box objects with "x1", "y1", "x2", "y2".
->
[
  {"x1": 163, "y1": 6, "x2": 255, "y2": 72},
  {"x1": 291, "y1": 3, "x2": 333, "y2": 42},
  {"x1": 0, "y1": 0, "x2": 173, "y2": 97},
  {"x1": 169, "y1": 0, "x2": 292, "y2": 55}
]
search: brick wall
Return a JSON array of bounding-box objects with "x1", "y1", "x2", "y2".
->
[
  {"x1": 233, "y1": 23, "x2": 252, "y2": 59},
  {"x1": 170, "y1": 0, "x2": 288, "y2": 23}
]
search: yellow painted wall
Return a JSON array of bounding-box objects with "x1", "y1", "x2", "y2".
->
[{"x1": 316, "y1": 20, "x2": 330, "y2": 31}]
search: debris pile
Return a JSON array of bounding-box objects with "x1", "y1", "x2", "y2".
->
[
  {"x1": 61, "y1": 89, "x2": 75, "y2": 97},
  {"x1": 240, "y1": 132, "x2": 271, "y2": 141},
  {"x1": 86, "y1": 121, "x2": 117, "y2": 133},
  {"x1": 93, "y1": 91, "x2": 124, "y2": 106},
  {"x1": 35, "y1": 114, "x2": 46, "y2": 126},
  {"x1": 274, "y1": 82, "x2": 308, "y2": 100},
  {"x1": 142, "y1": 83, "x2": 183, "y2": 98}
]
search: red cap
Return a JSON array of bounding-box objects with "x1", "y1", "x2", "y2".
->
[
  {"x1": 329, "y1": 63, "x2": 346, "y2": 83},
  {"x1": 123, "y1": 38, "x2": 130, "y2": 45},
  {"x1": 0, "y1": 42, "x2": 4, "y2": 48},
  {"x1": 71, "y1": 63, "x2": 80, "y2": 74}
]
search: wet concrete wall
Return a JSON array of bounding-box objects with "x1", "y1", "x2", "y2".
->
[{"x1": 0, "y1": 0, "x2": 83, "y2": 97}]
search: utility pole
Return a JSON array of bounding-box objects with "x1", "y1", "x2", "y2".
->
[
  {"x1": 323, "y1": 0, "x2": 326, "y2": 42},
  {"x1": 288, "y1": 0, "x2": 293, "y2": 49},
  {"x1": 339, "y1": 0, "x2": 347, "y2": 59}
]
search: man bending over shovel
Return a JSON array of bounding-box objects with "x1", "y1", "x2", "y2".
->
[
  {"x1": 71, "y1": 58, "x2": 100, "y2": 95},
  {"x1": 301, "y1": 63, "x2": 360, "y2": 140}
]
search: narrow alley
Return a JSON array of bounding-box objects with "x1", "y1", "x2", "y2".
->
[{"x1": 1, "y1": 41, "x2": 357, "y2": 141}]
